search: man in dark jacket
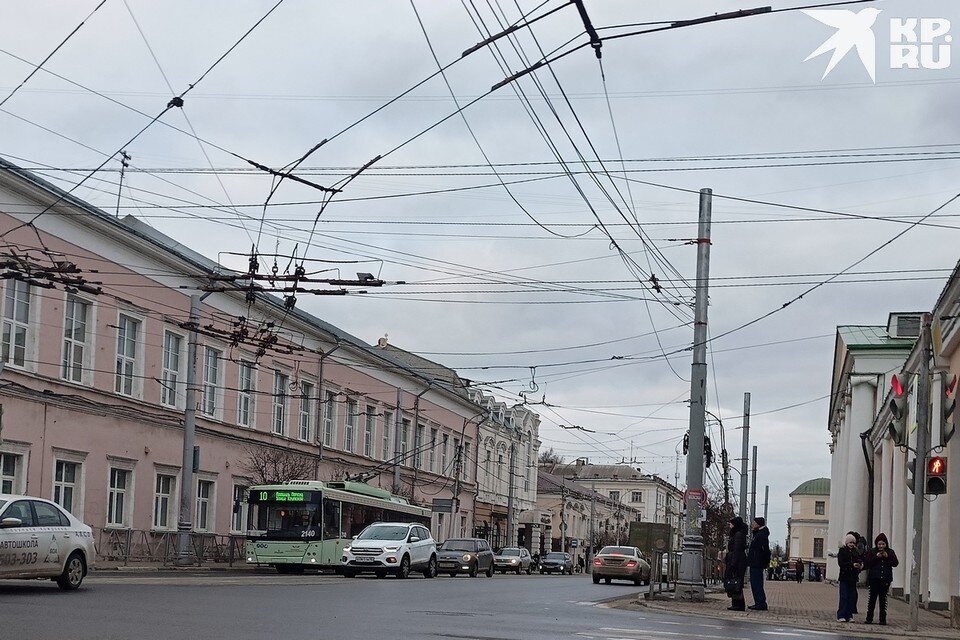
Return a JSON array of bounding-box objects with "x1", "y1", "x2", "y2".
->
[
  {"x1": 747, "y1": 517, "x2": 771, "y2": 610},
  {"x1": 724, "y1": 517, "x2": 749, "y2": 611},
  {"x1": 864, "y1": 533, "x2": 899, "y2": 625}
]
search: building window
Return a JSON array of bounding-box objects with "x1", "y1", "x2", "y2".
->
[
  {"x1": 53, "y1": 460, "x2": 79, "y2": 514},
  {"x1": 61, "y1": 295, "x2": 90, "y2": 383},
  {"x1": 232, "y1": 484, "x2": 248, "y2": 533},
  {"x1": 440, "y1": 434, "x2": 449, "y2": 474},
  {"x1": 160, "y1": 331, "x2": 183, "y2": 407},
  {"x1": 237, "y1": 361, "x2": 256, "y2": 428},
  {"x1": 153, "y1": 474, "x2": 176, "y2": 529},
  {"x1": 414, "y1": 425, "x2": 424, "y2": 468},
  {"x1": 344, "y1": 400, "x2": 357, "y2": 452},
  {"x1": 815, "y1": 500, "x2": 825, "y2": 516},
  {"x1": 813, "y1": 537, "x2": 824, "y2": 558},
  {"x1": 484, "y1": 449, "x2": 491, "y2": 483},
  {"x1": 524, "y1": 467, "x2": 530, "y2": 492},
  {"x1": 609, "y1": 490, "x2": 621, "y2": 502},
  {"x1": 1, "y1": 453, "x2": 21, "y2": 493},
  {"x1": 364, "y1": 406, "x2": 376, "y2": 457},
  {"x1": 429, "y1": 428, "x2": 438, "y2": 472},
  {"x1": 382, "y1": 411, "x2": 393, "y2": 460},
  {"x1": 299, "y1": 382, "x2": 314, "y2": 441},
  {"x1": 2, "y1": 280, "x2": 31, "y2": 368},
  {"x1": 107, "y1": 468, "x2": 130, "y2": 527},
  {"x1": 497, "y1": 453, "x2": 503, "y2": 482},
  {"x1": 452, "y1": 438, "x2": 460, "y2": 477},
  {"x1": 323, "y1": 391, "x2": 337, "y2": 448},
  {"x1": 401, "y1": 419, "x2": 410, "y2": 465},
  {"x1": 201, "y1": 347, "x2": 221, "y2": 416},
  {"x1": 115, "y1": 314, "x2": 140, "y2": 396},
  {"x1": 196, "y1": 480, "x2": 214, "y2": 532},
  {"x1": 463, "y1": 442, "x2": 471, "y2": 482},
  {"x1": 272, "y1": 372, "x2": 288, "y2": 435},
  {"x1": 631, "y1": 491, "x2": 643, "y2": 503}
]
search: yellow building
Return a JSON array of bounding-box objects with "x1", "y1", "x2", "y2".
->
[{"x1": 786, "y1": 478, "x2": 830, "y2": 577}]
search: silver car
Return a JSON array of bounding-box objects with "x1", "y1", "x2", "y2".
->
[
  {"x1": 0, "y1": 495, "x2": 96, "y2": 590},
  {"x1": 493, "y1": 547, "x2": 532, "y2": 574}
]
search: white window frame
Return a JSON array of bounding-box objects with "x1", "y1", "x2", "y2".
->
[
  {"x1": 237, "y1": 361, "x2": 256, "y2": 428},
  {"x1": 463, "y1": 442, "x2": 471, "y2": 483},
  {"x1": 298, "y1": 381, "x2": 314, "y2": 441},
  {"x1": 114, "y1": 312, "x2": 143, "y2": 398},
  {"x1": 364, "y1": 406, "x2": 376, "y2": 457},
  {"x1": 2, "y1": 279, "x2": 33, "y2": 370},
  {"x1": 631, "y1": 491, "x2": 643, "y2": 503},
  {"x1": 0, "y1": 443, "x2": 29, "y2": 494},
  {"x1": 381, "y1": 411, "x2": 392, "y2": 461},
  {"x1": 106, "y1": 458, "x2": 136, "y2": 528},
  {"x1": 400, "y1": 418, "x2": 410, "y2": 466},
  {"x1": 231, "y1": 481, "x2": 250, "y2": 534},
  {"x1": 51, "y1": 448, "x2": 87, "y2": 518},
  {"x1": 201, "y1": 345, "x2": 222, "y2": 417},
  {"x1": 272, "y1": 371, "x2": 288, "y2": 436},
  {"x1": 160, "y1": 330, "x2": 185, "y2": 408},
  {"x1": 428, "y1": 428, "x2": 438, "y2": 472},
  {"x1": 323, "y1": 390, "x2": 338, "y2": 448},
  {"x1": 61, "y1": 293, "x2": 93, "y2": 384},
  {"x1": 440, "y1": 433, "x2": 449, "y2": 474},
  {"x1": 414, "y1": 425, "x2": 424, "y2": 469},
  {"x1": 153, "y1": 468, "x2": 179, "y2": 531},
  {"x1": 344, "y1": 400, "x2": 357, "y2": 453},
  {"x1": 195, "y1": 476, "x2": 216, "y2": 533}
]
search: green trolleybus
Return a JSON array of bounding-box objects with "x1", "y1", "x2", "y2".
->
[{"x1": 244, "y1": 480, "x2": 431, "y2": 573}]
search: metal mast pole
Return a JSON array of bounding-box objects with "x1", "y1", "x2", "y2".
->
[
  {"x1": 176, "y1": 293, "x2": 205, "y2": 566},
  {"x1": 739, "y1": 393, "x2": 751, "y2": 519},
  {"x1": 763, "y1": 484, "x2": 769, "y2": 523},
  {"x1": 677, "y1": 188, "x2": 712, "y2": 601},
  {"x1": 587, "y1": 480, "x2": 596, "y2": 573},
  {"x1": 506, "y1": 442, "x2": 517, "y2": 548},
  {"x1": 750, "y1": 445, "x2": 758, "y2": 524},
  {"x1": 393, "y1": 387, "x2": 402, "y2": 492},
  {"x1": 909, "y1": 313, "x2": 932, "y2": 631}
]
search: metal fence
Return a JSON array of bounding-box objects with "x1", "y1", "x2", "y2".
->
[{"x1": 94, "y1": 528, "x2": 245, "y2": 566}]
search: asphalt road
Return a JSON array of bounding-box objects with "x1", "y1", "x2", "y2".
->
[{"x1": 0, "y1": 572, "x2": 866, "y2": 640}]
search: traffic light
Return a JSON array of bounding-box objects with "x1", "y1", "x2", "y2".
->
[
  {"x1": 888, "y1": 373, "x2": 909, "y2": 446},
  {"x1": 906, "y1": 457, "x2": 917, "y2": 494},
  {"x1": 925, "y1": 456, "x2": 947, "y2": 495},
  {"x1": 704, "y1": 436, "x2": 714, "y2": 467},
  {"x1": 943, "y1": 373, "x2": 957, "y2": 445}
]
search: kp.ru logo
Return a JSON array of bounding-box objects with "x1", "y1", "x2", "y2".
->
[{"x1": 804, "y1": 9, "x2": 952, "y2": 82}]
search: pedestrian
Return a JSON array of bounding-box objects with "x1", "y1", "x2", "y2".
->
[
  {"x1": 795, "y1": 558, "x2": 804, "y2": 583},
  {"x1": 747, "y1": 517, "x2": 771, "y2": 611},
  {"x1": 766, "y1": 557, "x2": 775, "y2": 581},
  {"x1": 814, "y1": 565, "x2": 822, "y2": 582},
  {"x1": 837, "y1": 533, "x2": 864, "y2": 622},
  {"x1": 864, "y1": 533, "x2": 899, "y2": 626},
  {"x1": 846, "y1": 531, "x2": 865, "y2": 614},
  {"x1": 724, "y1": 516, "x2": 749, "y2": 612}
]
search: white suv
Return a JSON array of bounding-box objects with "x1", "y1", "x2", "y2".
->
[{"x1": 341, "y1": 522, "x2": 437, "y2": 579}]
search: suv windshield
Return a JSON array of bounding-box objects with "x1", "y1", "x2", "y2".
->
[
  {"x1": 357, "y1": 524, "x2": 409, "y2": 541},
  {"x1": 498, "y1": 548, "x2": 521, "y2": 556},
  {"x1": 0, "y1": 499, "x2": 6, "y2": 511},
  {"x1": 599, "y1": 546, "x2": 635, "y2": 556},
  {"x1": 440, "y1": 540, "x2": 476, "y2": 552},
  {"x1": 545, "y1": 552, "x2": 566, "y2": 560}
]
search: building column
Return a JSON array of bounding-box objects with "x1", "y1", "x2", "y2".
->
[
  {"x1": 842, "y1": 379, "x2": 874, "y2": 539},
  {"x1": 891, "y1": 441, "x2": 907, "y2": 596},
  {"x1": 879, "y1": 438, "x2": 894, "y2": 541},
  {"x1": 826, "y1": 430, "x2": 843, "y2": 581}
]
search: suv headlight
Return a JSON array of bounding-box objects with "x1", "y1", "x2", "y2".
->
[
  {"x1": 383, "y1": 546, "x2": 400, "y2": 552},
  {"x1": 462, "y1": 554, "x2": 473, "y2": 562},
  {"x1": 344, "y1": 546, "x2": 352, "y2": 553}
]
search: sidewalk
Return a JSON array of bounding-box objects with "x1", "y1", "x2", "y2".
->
[
  {"x1": 92, "y1": 560, "x2": 269, "y2": 573},
  {"x1": 630, "y1": 580, "x2": 959, "y2": 639}
]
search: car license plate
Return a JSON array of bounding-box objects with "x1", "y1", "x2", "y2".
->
[{"x1": 355, "y1": 557, "x2": 376, "y2": 563}]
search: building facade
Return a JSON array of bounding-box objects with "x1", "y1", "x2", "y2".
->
[
  {"x1": 786, "y1": 478, "x2": 830, "y2": 575},
  {"x1": 0, "y1": 158, "x2": 485, "y2": 559},
  {"x1": 829, "y1": 303, "x2": 960, "y2": 611}
]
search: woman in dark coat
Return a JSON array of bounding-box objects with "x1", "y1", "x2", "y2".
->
[
  {"x1": 836, "y1": 533, "x2": 864, "y2": 622},
  {"x1": 864, "y1": 533, "x2": 899, "y2": 625},
  {"x1": 725, "y1": 516, "x2": 749, "y2": 611}
]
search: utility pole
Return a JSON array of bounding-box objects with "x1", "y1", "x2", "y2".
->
[
  {"x1": 176, "y1": 292, "x2": 208, "y2": 566},
  {"x1": 449, "y1": 440, "x2": 463, "y2": 541},
  {"x1": 739, "y1": 392, "x2": 751, "y2": 520},
  {"x1": 677, "y1": 187, "x2": 712, "y2": 602},
  {"x1": 750, "y1": 445, "x2": 758, "y2": 524},
  {"x1": 560, "y1": 485, "x2": 567, "y2": 553},
  {"x1": 909, "y1": 313, "x2": 932, "y2": 632},
  {"x1": 392, "y1": 387, "x2": 402, "y2": 492},
  {"x1": 763, "y1": 485, "x2": 769, "y2": 523},
  {"x1": 506, "y1": 442, "x2": 517, "y2": 548},
  {"x1": 721, "y1": 449, "x2": 731, "y2": 514}
]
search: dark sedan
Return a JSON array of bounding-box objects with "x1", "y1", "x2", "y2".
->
[
  {"x1": 437, "y1": 538, "x2": 494, "y2": 577},
  {"x1": 539, "y1": 551, "x2": 574, "y2": 575}
]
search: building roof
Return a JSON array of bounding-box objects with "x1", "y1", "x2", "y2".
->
[
  {"x1": 836, "y1": 325, "x2": 915, "y2": 349},
  {"x1": 551, "y1": 462, "x2": 644, "y2": 481},
  {"x1": 537, "y1": 470, "x2": 616, "y2": 506},
  {"x1": 790, "y1": 478, "x2": 830, "y2": 497}
]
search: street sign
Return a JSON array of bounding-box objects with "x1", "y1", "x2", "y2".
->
[
  {"x1": 683, "y1": 488, "x2": 708, "y2": 507},
  {"x1": 570, "y1": 539, "x2": 579, "y2": 548},
  {"x1": 431, "y1": 498, "x2": 454, "y2": 512}
]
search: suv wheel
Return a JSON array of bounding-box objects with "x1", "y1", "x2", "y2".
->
[
  {"x1": 592, "y1": 573, "x2": 601, "y2": 584},
  {"x1": 396, "y1": 555, "x2": 411, "y2": 579},
  {"x1": 469, "y1": 561, "x2": 478, "y2": 578},
  {"x1": 486, "y1": 563, "x2": 494, "y2": 578},
  {"x1": 423, "y1": 555, "x2": 437, "y2": 579}
]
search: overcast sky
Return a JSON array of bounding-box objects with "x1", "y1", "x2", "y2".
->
[{"x1": 2, "y1": 0, "x2": 957, "y2": 545}]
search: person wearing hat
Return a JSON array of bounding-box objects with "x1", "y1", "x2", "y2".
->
[
  {"x1": 747, "y1": 517, "x2": 771, "y2": 610},
  {"x1": 724, "y1": 517, "x2": 749, "y2": 611},
  {"x1": 864, "y1": 533, "x2": 899, "y2": 625},
  {"x1": 836, "y1": 533, "x2": 864, "y2": 622}
]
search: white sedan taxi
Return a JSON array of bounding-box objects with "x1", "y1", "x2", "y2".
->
[{"x1": 0, "y1": 494, "x2": 96, "y2": 590}]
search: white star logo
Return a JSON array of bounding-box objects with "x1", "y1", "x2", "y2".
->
[{"x1": 803, "y1": 8, "x2": 882, "y2": 82}]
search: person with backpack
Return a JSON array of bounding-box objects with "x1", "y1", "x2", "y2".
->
[
  {"x1": 747, "y1": 517, "x2": 771, "y2": 610},
  {"x1": 864, "y1": 533, "x2": 899, "y2": 625}
]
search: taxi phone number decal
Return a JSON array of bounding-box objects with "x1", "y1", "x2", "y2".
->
[{"x1": 0, "y1": 552, "x2": 39, "y2": 566}]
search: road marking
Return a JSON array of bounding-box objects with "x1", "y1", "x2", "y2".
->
[{"x1": 760, "y1": 633, "x2": 804, "y2": 637}]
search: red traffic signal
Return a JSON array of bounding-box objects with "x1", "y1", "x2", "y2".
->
[
  {"x1": 928, "y1": 456, "x2": 946, "y2": 476},
  {"x1": 891, "y1": 373, "x2": 905, "y2": 398}
]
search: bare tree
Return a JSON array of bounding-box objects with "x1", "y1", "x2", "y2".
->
[
  {"x1": 242, "y1": 445, "x2": 314, "y2": 485},
  {"x1": 538, "y1": 447, "x2": 564, "y2": 465}
]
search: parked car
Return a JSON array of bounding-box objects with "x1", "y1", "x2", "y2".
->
[
  {"x1": 493, "y1": 547, "x2": 532, "y2": 574},
  {"x1": 591, "y1": 546, "x2": 651, "y2": 586},
  {"x1": 341, "y1": 522, "x2": 437, "y2": 579},
  {"x1": 539, "y1": 551, "x2": 574, "y2": 575},
  {"x1": 0, "y1": 494, "x2": 96, "y2": 590},
  {"x1": 438, "y1": 538, "x2": 494, "y2": 577}
]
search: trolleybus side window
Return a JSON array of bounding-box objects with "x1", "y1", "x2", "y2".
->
[{"x1": 322, "y1": 498, "x2": 340, "y2": 539}]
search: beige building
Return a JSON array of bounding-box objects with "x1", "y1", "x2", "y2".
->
[{"x1": 786, "y1": 478, "x2": 830, "y2": 575}]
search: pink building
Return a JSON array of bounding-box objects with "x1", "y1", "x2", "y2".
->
[{"x1": 0, "y1": 158, "x2": 481, "y2": 561}]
